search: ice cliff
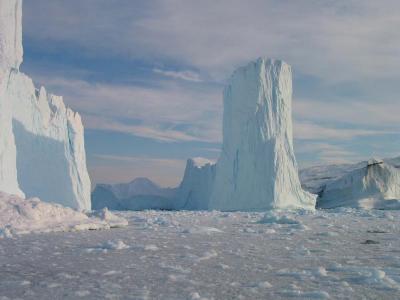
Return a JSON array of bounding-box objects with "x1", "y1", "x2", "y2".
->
[
  {"x1": 209, "y1": 58, "x2": 316, "y2": 211},
  {"x1": 317, "y1": 158, "x2": 400, "y2": 209},
  {"x1": 0, "y1": 0, "x2": 91, "y2": 210},
  {"x1": 0, "y1": 0, "x2": 23, "y2": 197}
]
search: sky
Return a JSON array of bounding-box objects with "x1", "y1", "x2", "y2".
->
[{"x1": 21, "y1": 0, "x2": 400, "y2": 187}]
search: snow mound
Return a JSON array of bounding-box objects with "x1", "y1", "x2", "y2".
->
[
  {"x1": 88, "y1": 208, "x2": 129, "y2": 228},
  {"x1": 182, "y1": 226, "x2": 223, "y2": 235},
  {"x1": 209, "y1": 58, "x2": 316, "y2": 211},
  {"x1": 318, "y1": 158, "x2": 400, "y2": 209},
  {"x1": 0, "y1": 192, "x2": 128, "y2": 238},
  {"x1": 101, "y1": 240, "x2": 130, "y2": 250}
]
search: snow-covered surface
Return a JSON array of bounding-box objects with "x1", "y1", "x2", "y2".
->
[
  {"x1": 0, "y1": 192, "x2": 127, "y2": 238},
  {"x1": 0, "y1": 208, "x2": 399, "y2": 299},
  {"x1": 318, "y1": 159, "x2": 400, "y2": 209},
  {"x1": 92, "y1": 178, "x2": 177, "y2": 210},
  {"x1": 210, "y1": 58, "x2": 316, "y2": 211},
  {"x1": 177, "y1": 158, "x2": 216, "y2": 210},
  {"x1": 0, "y1": 0, "x2": 91, "y2": 210}
]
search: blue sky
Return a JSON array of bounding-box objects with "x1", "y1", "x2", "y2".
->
[{"x1": 21, "y1": 0, "x2": 400, "y2": 187}]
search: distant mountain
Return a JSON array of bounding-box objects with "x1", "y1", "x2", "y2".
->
[
  {"x1": 105, "y1": 177, "x2": 176, "y2": 200},
  {"x1": 91, "y1": 178, "x2": 177, "y2": 210}
]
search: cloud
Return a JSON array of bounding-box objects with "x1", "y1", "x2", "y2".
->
[
  {"x1": 33, "y1": 76, "x2": 222, "y2": 143},
  {"x1": 294, "y1": 98, "x2": 400, "y2": 129},
  {"x1": 83, "y1": 115, "x2": 206, "y2": 142},
  {"x1": 296, "y1": 143, "x2": 366, "y2": 166},
  {"x1": 294, "y1": 121, "x2": 398, "y2": 141},
  {"x1": 153, "y1": 68, "x2": 203, "y2": 82},
  {"x1": 23, "y1": 0, "x2": 400, "y2": 83},
  {"x1": 22, "y1": 0, "x2": 400, "y2": 174}
]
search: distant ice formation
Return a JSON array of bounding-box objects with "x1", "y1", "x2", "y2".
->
[
  {"x1": 0, "y1": 0, "x2": 91, "y2": 210},
  {"x1": 177, "y1": 158, "x2": 216, "y2": 210},
  {"x1": 317, "y1": 158, "x2": 400, "y2": 209}
]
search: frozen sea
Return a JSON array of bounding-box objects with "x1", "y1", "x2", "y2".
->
[{"x1": 1, "y1": 209, "x2": 399, "y2": 299}]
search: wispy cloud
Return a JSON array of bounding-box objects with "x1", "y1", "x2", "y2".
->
[
  {"x1": 296, "y1": 143, "x2": 366, "y2": 166},
  {"x1": 294, "y1": 121, "x2": 398, "y2": 141},
  {"x1": 153, "y1": 68, "x2": 203, "y2": 82},
  {"x1": 33, "y1": 75, "x2": 222, "y2": 143},
  {"x1": 294, "y1": 98, "x2": 400, "y2": 129},
  {"x1": 83, "y1": 115, "x2": 206, "y2": 142},
  {"x1": 24, "y1": 0, "x2": 400, "y2": 82}
]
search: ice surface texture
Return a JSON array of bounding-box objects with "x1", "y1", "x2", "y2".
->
[
  {"x1": 209, "y1": 58, "x2": 316, "y2": 211},
  {"x1": 0, "y1": 0, "x2": 91, "y2": 210},
  {"x1": 1, "y1": 208, "x2": 399, "y2": 298}
]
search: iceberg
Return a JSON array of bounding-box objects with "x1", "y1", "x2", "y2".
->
[
  {"x1": 299, "y1": 156, "x2": 400, "y2": 198},
  {"x1": 0, "y1": 0, "x2": 23, "y2": 197},
  {"x1": 318, "y1": 158, "x2": 400, "y2": 209},
  {"x1": 0, "y1": 0, "x2": 91, "y2": 210},
  {"x1": 177, "y1": 158, "x2": 216, "y2": 210},
  {"x1": 209, "y1": 58, "x2": 316, "y2": 211}
]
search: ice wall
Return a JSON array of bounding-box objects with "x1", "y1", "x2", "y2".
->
[
  {"x1": 0, "y1": 0, "x2": 91, "y2": 210},
  {"x1": 0, "y1": 0, "x2": 23, "y2": 197},
  {"x1": 209, "y1": 58, "x2": 316, "y2": 211}
]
